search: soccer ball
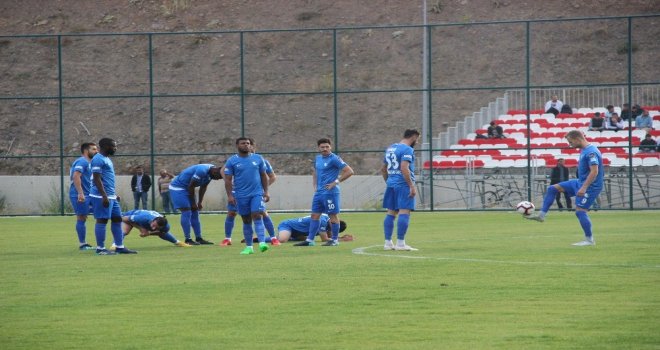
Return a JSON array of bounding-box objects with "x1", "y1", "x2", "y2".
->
[{"x1": 516, "y1": 201, "x2": 535, "y2": 216}]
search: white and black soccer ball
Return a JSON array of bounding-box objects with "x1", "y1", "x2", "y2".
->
[{"x1": 516, "y1": 201, "x2": 535, "y2": 216}]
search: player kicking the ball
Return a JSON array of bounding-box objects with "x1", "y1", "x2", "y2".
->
[{"x1": 525, "y1": 130, "x2": 603, "y2": 246}]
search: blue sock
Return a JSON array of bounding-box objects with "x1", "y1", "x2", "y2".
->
[
  {"x1": 263, "y1": 215, "x2": 275, "y2": 237},
  {"x1": 76, "y1": 220, "x2": 86, "y2": 243},
  {"x1": 190, "y1": 211, "x2": 202, "y2": 238},
  {"x1": 331, "y1": 222, "x2": 340, "y2": 241},
  {"x1": 396, "y1": 214, "x2": 410, "y2": 240},
  {"x1": 575, "y1": 210, "x2": 593, "y2": 239},
  {"x1": 254, "y1": 218, "x2": 265, "y2": 243},
  {"x1": 541, "y1": 186, "x2": 559, "y2": 214},
  {"x1": 264, "y1": 236, "x2": 272, "y2": 243},
  {"x1": 160, "y1": 232, "x2": 178, "y2": 244},
  {"x1": 306, "y1": 219, "x2": 321, "y2": 241},
  {"x1": 384, "y1": 214, "x2": 395, "y2": 241},
  {"x1": 95, "y1": 223, "x2": 106, "y2": 248},
  {"x1": 225, "y1": 215, "x2": 235, "y2": 239},
  {"x1": 243, "y1": 223, "x2": 254, "y2": 247},
  {"x1": 180, "y1": 211, "x2": 192, "y2": 240},
  {"x1": 110, "y1": 221, "x2": 123, "y2": 247}
]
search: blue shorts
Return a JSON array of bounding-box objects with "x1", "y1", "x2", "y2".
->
[
  {"x1": 310, "y1": 192, "x2": 340, "y2": 215},
  {"x1": 91, "y1": 196, "x2": 122, "y2": 219},
  {"x1": 228, "y1": 201, "x2": 266, "y2": 213},
  {"x1": 235, "y1": 195, "x2": 265, "y2": 216},
  {"x1": 382, "y1": 186, "x2": 416, "y2": 211},
  {"x1": 70, "y1": 195, "x2": 92, "y2": 216},
  {"x1": 170, "y1": 189, "x2": 193, "y2": 210},
  {"x1": 557, "y1": 180, "x2": 602, "y2": 210},
  {"x1": 277, "y1": 222, "x2": 307, "y2": 241}
]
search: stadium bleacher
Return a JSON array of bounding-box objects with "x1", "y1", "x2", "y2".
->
[{"x1": 425, "y1": 106, "x2": 660, "y2": 170}]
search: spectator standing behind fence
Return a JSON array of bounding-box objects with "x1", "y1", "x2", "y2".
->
[
  {"x1": 158, "y1": 169, "x2": 176, "y2": 213},
  {"x1": 131, "y1": 165, "x2": 151, "y2": 210},
  {"x1": 635, "y1": 110, "x2": 654, "y2": 132},
  {"x1": 487, "y1": 121, "x2": 505, "y2": 139},
  {"x1": 606, "y1": 113, "x2": 624, "y2": 131},
  {"x1": 589, "y1": 112, "x2": 606, "y2": 131},
  {"x1": 550, "y1": 158, "x2": 572, "y2": 211},
  {"x1": 639, "y1": 134, "x2": 657, "y2": 153},
  {"x1": 544, "y1": 95, "x2": 564, "y2": 116}
]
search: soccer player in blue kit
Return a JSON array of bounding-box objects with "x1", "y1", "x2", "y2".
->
[
  {"x1": 120, "y1": 209, "x2": 190, "y2": 247},
  {"x1": 69, "y1": 142, "x2": 97, "y2": 250},
  {"x1": 90, "y1": 138, "x2": 137, "y2": 255},
  {"x1": 223, "y1": 137, "x2": 271, "y2": 255},
  {"x1": 526, "y1": 130, "x2": 604, "y2": 246},
  {"x1": 169, "y1": 163, "x2": 222, "y2": 245},
  {"x1": 220, "y1": 138, "x2": 280, "y2": 246},
  {"x1": 294, "y1": 138, "x2": 354, "y2": 247},
  {"x1": 381, "y1": 129, "x2": 420, "y2": 251}
]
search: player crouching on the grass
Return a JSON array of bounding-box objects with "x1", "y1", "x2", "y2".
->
[
  {"x1": 242, "y1": 214, "x2": 354, "y2": 244},
  {"x1": 117, "y1": 209, "x2": 191, "y2": 248},
  {"x1": 525, "y1": 130, "x2": 604, "y2": 246}
]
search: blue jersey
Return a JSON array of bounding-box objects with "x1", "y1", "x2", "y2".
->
[
  {"x1": 224, "y1": 154, "x2": 266, "y2": 198},
  {"x1": 89, "y1": 153, "x2": 117, "y2": 198},
  {"x1": 577, "y1": 144, "x2": 604, "y2": 192},
  {"x1": 383, "y1": 142, "x2": 415, "y2": 187},
  {"x1": 69, "y1": 156, "x2": 92, "y2": 197},
  {"x1": 264, "y1": 159, "x2": 274, "y2": 175},
  {"x1": 282, "y1": 214, "x2": 330, "y2": 234},
  {"x1": 314, "y1": 153, "x2": 347, "y2": 194},
  {"x1": 170, "y1": 164, "x2": 214, "y2": 190},
  {"x1": 123, "y1": 209, "x2": 170, "y2": 233}
]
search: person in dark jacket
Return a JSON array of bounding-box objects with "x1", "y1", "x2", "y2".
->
[
  {"x1": 131, "y1": 165, "x2": 152, "y2": 210},
  {"x1": 549, "y1": 158, "x2": 572, "y2": 210}
]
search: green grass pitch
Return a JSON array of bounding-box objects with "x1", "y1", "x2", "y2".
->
[{"x1": 1, "y1": 211, "x2": 659, "y2": 349}]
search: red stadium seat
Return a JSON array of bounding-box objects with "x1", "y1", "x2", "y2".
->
[
  {"x1": 564, "y1": 159, "x2": 578, "y2": 168},
  {"x1": 438, "y1": 161, "x2": 454, "y2": 169}
]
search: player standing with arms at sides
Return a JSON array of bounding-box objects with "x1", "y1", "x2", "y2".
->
[
  {"x1": 90, "y1": 138, "x2": 137, "y2": 255},
  {"x1": 169, "y1": 164, "x2": 222, "y2": 245},
  {"x1": 295, "y1": 138, "x2": 354, "y2": 247},
  {"x1": 224, "y1": 137, "x2": 270, "y2": 255},
  {"x1": 381, "y1": 129, "x2": 420, "y2": 251},
  {"x1": 220, "y1": 139, "x2": 280, "y2": 246},
  {"x1": 526, "y1": 130, "x2": 604, "y2": 246},
  {"x1": 69, "y1": 142, "x2": 97, "y2": 250}
]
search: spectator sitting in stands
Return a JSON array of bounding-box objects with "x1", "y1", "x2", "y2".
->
[
  {"x1": 605, "y1": 105, "x2": 615, "y2": 119},
  {"x1": 639, "y1": 134, "x2": 657, "y2": 153},
  {"x1": 560, "y1": 103, "x2": 573, "y2": 114},
  {"x1": 632, "y1": 104, "x2": 644, "y2": 118},
  {"x1": 605, "y1": 113, "x2": 624, "y2": 131},
  {"x1": 588, "y1": 112, "x2": 606, "y2": 131},
  {"x1": 487, "y1": 121, "x2": 505, "y2": 139},
  {"x1": 544, "y1": 95, "x2": 563, "y2": 116},
  {"x1": 620, "y1": 103, "x2": 632, "y2": 121},
  {"x1": 635, "y1": 110, "x2": 653, "y2": 132}
]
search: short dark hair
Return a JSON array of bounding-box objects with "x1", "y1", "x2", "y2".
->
[
  {"x1": 317, "y1": 138, "x2": 332, "y2": 146},
  {"x1": 339, "y1": 220, "x2": 347, "y2": 233},
  {"x1": 594, "y1": 112, "x2": 601, "y2": 116},
  {"x1": 98, "y1": 138, "x2": 115, "y2": 149},
  {"x1": 154, "y1": 217, "x2": 168, "y2": 232},
  {"x1": 606, "y1": 105, "x2": 614, "y2": 109},
  {"x1": 404, "y1": 129, "x2": 420, "y2": 138},
  {"x1": 235, "y1": 137, "x2": 250, "y2": 145},
  {"x1": 80, "y1": 142, "x2": 96, "y2": 154}
]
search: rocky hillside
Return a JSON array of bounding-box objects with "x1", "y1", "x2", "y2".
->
[{"x1": 1, "y1": 0, "x2": 658, "y2": 175}]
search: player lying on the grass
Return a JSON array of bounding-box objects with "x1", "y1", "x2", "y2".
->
[
  {"x1": 118, "y1": 209, "x2": 191, "y2": 247},
  {"x1": 242, "y1": 214, "x2": 353, "y2": 243},
  {"x1": 525, "y1": 130, "x2": 603, "y2": 246}
]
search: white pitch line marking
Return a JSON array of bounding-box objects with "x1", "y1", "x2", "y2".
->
[{"x1": 352, "y1": 245, "x2": 660, "y2": 269}]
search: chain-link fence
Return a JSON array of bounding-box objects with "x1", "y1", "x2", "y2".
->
[{"x1": 1, "y1": 15, "x2": 659, "y2": 215}]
